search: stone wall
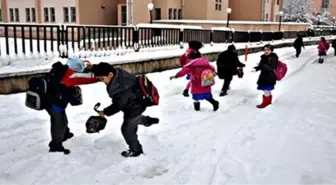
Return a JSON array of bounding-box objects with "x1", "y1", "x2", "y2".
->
[{"x1": 0, "y1": 39, "x2": 327, "y2": 94}]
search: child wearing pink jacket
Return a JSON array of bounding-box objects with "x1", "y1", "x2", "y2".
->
[{"x1": 170, "y1": 53, "x2": 219, "y2": 111}]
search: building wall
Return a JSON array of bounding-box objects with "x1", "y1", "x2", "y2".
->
[
  {"x1": 77, "y1": 0, "x2": 118, "y2": 25},
  {"x1": 311, "y1": 0, "x2": 322, "y2": 14},
  {"x1": 206, "y1": 0, "x2": 228, "y2": 20},
  {"x1": 229, "y1": 0, "x2": 263, "y2": 21},
  {"x1": 41, "y1": 0, "x2": 76, "y2": 23},
  {"x1": 7, "y1": 0, "x2": 36, "y2": 22},
  {"x1": 183, "y1": 0, "x2": 207, "y2": 20}
]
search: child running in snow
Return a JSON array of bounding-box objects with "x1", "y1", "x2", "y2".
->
[
  {"x1": 179, "y1": 41, "x2": 204, "y2": 97},
  {"x1": 170, "y1": 52, "x2": 219, "y2": 111},
  {"x1": 317, "y1": 37, "x2": 330, "y2": 64},
  {"x1": 252, "y1": 44, "x2": 279, "y2": 109}
]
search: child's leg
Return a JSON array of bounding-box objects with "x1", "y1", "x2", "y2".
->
[
  {"x1": 206, "y1": 93, "x2": 219, "y2": 111},
  {"x1": 263, "y1": 90, "x2": 272, "y2": 96},
  {"x1": 121, "y1": 115, "x2": 143, "y2": 157},
  {"x1": 193, "y1": 100, "x2": 200, "y2": 111},
  {"x1": 186, "y1": 80, "x2": 191, "y2": 90}
]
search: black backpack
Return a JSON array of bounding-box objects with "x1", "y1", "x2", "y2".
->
[
  {"x1": 85, "y1": 103, "x2": 107, "y2": 133},
  {"x1": 25, "y1": 62, "x2": 67, "y2": 111},
  {"x1": 25, "y1": 76, "x2": 50, "y2": 110}
]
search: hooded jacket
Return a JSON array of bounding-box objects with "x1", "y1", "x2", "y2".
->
[
  {"x1": 216, "y1": 45, "x2": 245, "y2": 79},
  {"x1": 103, "y1": 68, "x2": 146, "y2": 118}
]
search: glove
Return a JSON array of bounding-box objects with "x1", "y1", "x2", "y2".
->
[
  {"x1": 169, "y1": 76, "x2": 176, "y2": 80},
  {"x1": 251, "y1": 68, "x2": 257, "y2": 72}
]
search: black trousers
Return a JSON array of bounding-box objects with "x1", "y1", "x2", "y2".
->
[
  {"x1": 295, "y1": 48, "x2": 302, "y2": 57},
  {"x1": 221, "y1": 75, "x2": 233, "y2": 92},
  {"x1": 46, "y1": 108, "x2": 69, "y2": 148},
  {"x1": 121, "y1": 115, "x2": 150, "y2": 152}
]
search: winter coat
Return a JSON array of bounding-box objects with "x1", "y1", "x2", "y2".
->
[
  {"x1": 318, "y1": 41, "x2": 330, "y2": 53},
  {"x1": 47, "y1": 62, "x2": 99, "y2": 111},
  {"x1": 293, "y1": 37, "x2": 304, "y2": 49},
  {"x1": 175, "y1": 57, "x2": 216, "y2": 94},
  {"x1": 179, "y1": 48, "x2": 198, "y2": 67},
  {"x1": 103, "y1": 68, "x2": 146, "y2": 118},
  {"x1": 254, "y1": 53, "x2": 279, "y2": 87},
  {"x1": 216, "y1": 50, "x2": 245, "y2": 79}
]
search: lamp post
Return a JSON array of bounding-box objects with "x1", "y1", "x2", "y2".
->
[
  {"x1": 279, "y1": 11, "x2": 283, "y2": 32},
  {"x1": 147, "y1": 2, "x2": 154, "y2": 24},
  {"x1": 226, "y1": 8, "x2": 232, "y2": 27}
]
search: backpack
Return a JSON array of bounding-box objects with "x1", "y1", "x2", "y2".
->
[
  {"x1": 25, "y1": 76, "x2": 50, "y2": 110},
  {"x1": 85, "y1": 103, "x2": 107, "y2": 133},
  {"x1": 137, "y1": 74, "x2": 159, "y2": 107},
  {"x1": 274, "y1": 60, "x2": 287, "y2": 81},
  {"x1": 201, "y1": 69, "x2": 215, "y2": 87}
]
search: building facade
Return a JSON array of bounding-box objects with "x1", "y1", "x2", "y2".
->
[
  {"x1": 311, "y1": 0, "x2": 336, "y2": 18},
  {"x1": 0, "y1": 0, "x2": 283, "y2": 25},
  {"x1": 229, "y1": 0, "x2": 284, "y2": 22}
]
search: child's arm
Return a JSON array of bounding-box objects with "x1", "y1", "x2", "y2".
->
[
  {"x1": 62, "y1": 71, "x2": 99, "y2": 87},
  {"x1": 175, "y1": 67, "x2": 191, "y2": 78}
]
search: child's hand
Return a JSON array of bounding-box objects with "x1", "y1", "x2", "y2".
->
[
  {"x1": 251, "y1": 68, "x2": 257, "y2": 72},
  {"x1": 169, "y1": 76, "x2": 175, "y2": 80},
  {"x1": 98, "y1": 111, "x2": 105, "y2": 117}
]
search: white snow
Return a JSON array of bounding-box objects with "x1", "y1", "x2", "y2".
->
[
  {"x1": 154, "y1": 19, "x2": 310, "y2": 25},
  {"x1": 1, "y1": 45, "x2": 336, "y2": 184},
  {"x1": 0, "y1": 36, "x2": 334, "y2": 77}
]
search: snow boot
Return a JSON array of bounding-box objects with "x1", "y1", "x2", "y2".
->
[
  {"x1": 182, "y1": 89, "x2": 189, "y2": 97},
  {"x1": 49, "y1": 145, "x2": 70, "y2": 155},
  {"x1": 193, "y1": 102, "x2": 200, "y2": 111},
  {"x1": 143, "y1": 116, "x2": 159, "y2": 127},
  {"x1": 256, "y1": 95, "x2": 272, "y2": 109},
  {"x1": 219, "y1": 90, "x2": 228, "y2": 97},
  {"x1": 318, "y1": 58, "x2": 324, "y2": 64},
  {"x1": 62, "y1": 128, "x2": 74, "y2": 142},
  {"x1": 207, "y1": 98, "x2": 219, "y2": 111},
  {"x1": 121, "y1": 148, "x2": 143, "y2": 157}
]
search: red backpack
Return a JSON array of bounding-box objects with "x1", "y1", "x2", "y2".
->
[
  {"x1": 137, "y1": 74, "x2": 159, "y2": 107},
  {"x1": 274, "y1": 60, "x2": 287, "y2": 81}
]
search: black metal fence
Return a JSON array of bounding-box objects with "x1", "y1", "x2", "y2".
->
[{"x1": 0, "y1": 23, "x2": 335, "y2": 58}]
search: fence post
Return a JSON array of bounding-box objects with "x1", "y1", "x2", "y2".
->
[
  {"x1": 272, "y1": 31, "x2": 274, "y2": 43},
  {"x1": 282, "y1": 30, "x2": 284, "y2": 41},
  {"x1": 260, "y1": 29, "x2": 263, "y2": 44},
  {"x1": 59, "y1": 24, "x2": 67, "y2": 58},
  {"x1": 179, "y1": 27, "x2": 184, "y2": 49},
  {"x1": 133, "y1": 26, "x2": 140, "y2": 52},
  {"x1": 232, "y1": 28, "x2": 235, "y2": 43},
  {"x1": 210, "y1": 30, "x2": 213, "y2": 46},
  {"x1": 248, "y1": 30, "x2": 251, "y2": 45}
]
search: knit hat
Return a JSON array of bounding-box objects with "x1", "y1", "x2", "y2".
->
[
  {"x1": 91, "y1": 62, "x2": 116, "y2": 76},
  {"x1": 66, "y1": 58, "x2": 85, "y2": 72}
]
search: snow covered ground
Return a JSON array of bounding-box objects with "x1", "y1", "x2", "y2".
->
[
  {"x1": 0, "y1": 35, "x2": 334, "y2": 76},
  {"x1": 0, "y1": 45, "x2": 336, "y2": 184}
]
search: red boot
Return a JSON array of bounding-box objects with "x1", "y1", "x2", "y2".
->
[{"x1": 256, "y1": 95, "x2": 272, "y2": 108}]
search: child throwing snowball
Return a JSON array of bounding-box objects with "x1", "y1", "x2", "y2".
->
[
  {"x1": 179, "y1": 41, "x2": 204, "y2": 97},
  {"x1": 170, "y1": 53, "x2": 219, "y2": 111}
]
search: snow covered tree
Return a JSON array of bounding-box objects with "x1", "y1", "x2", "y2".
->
[{"x1": 282, "y1": 0, "x2": 311, "y2": 22}]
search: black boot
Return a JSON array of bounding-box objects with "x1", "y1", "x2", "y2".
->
[
  {"x1": 121, "y1": 148, "x2": 143, "y2": 157},
  {"x1": 182, "y1": 89, "x2": 189, "y2": 97},
  {"x1": 143, "y1": 116, "x2": 159, "y2": 127},
  {"x1": 193, "y1": 102, "x2": 200, "y2": 111},
  {"x1": 49, "y1": 143, "x2": 70, "y2": 155},
  {"x1": 219, "y1": 90, "x2": 228, "y2": 97},
  {"x1": 207, "y1": 98, "x2": 219, "y2": 111},
  {"x1": 62, "y1": 128, "x2": 74, "y2": 142}
]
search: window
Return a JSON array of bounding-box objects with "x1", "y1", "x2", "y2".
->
[
  {"x1": 215, "y1": 0, "x2": 222, "y2": 11},
  {"x1": 121, "y1": 5, "x2": 127, "y2": 26},
  {"x1": 0, "y1": 9, "x2": 2, "y2": 22},
  {"x1": 276, "y1": 0, "x2": 279, "y2": 5},
  {"x1": 168, "y1": 8, "x2": 172, "y2": 19},
  {"x1": 265, "y1": 13, "x2": 268, "y2": 21},
  {"x1": 31, "y1": 8, "x2": 36, "y2": 22},
  {"x1": 25, "y1": 8, "x2": 31, "y2": 22},
  {"x1": 10, "y1": 8, "x2": 20, "y2": 22},
  {"x1": 322, "y1": 0, "x2": 329, "y2": 8},
  {"x1": 178, "y1": 9, "x2": 182, "y2": 19},
  {"x1": 70, "y1": 7, "x2": 76, "y2": 23},
  {"x1": 155, "y1": 8, "x2": 161, "y2": 20},
  {"x1": 50, "y1": 8, "x2": 55, "y2": 22},
  {"x1": 15, "y1": 8, "x2": 19, "y2": 22},
  {"x1": 44, "y1": 8, "x2": 49, "y2": 22},
  {"x1": 9, "y1": 8, "x2": 14, "y2": 22},
  {"x1": 173, "y1": 9, "x2": 177, "y2": 19},
  {"x1": 63, "y1": 7, "x2": 69, "y2": 22}
]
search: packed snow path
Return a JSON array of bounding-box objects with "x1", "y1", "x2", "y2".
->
[{"x1": 0, "y1": 46, "x2": 336, "y2": 184}]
